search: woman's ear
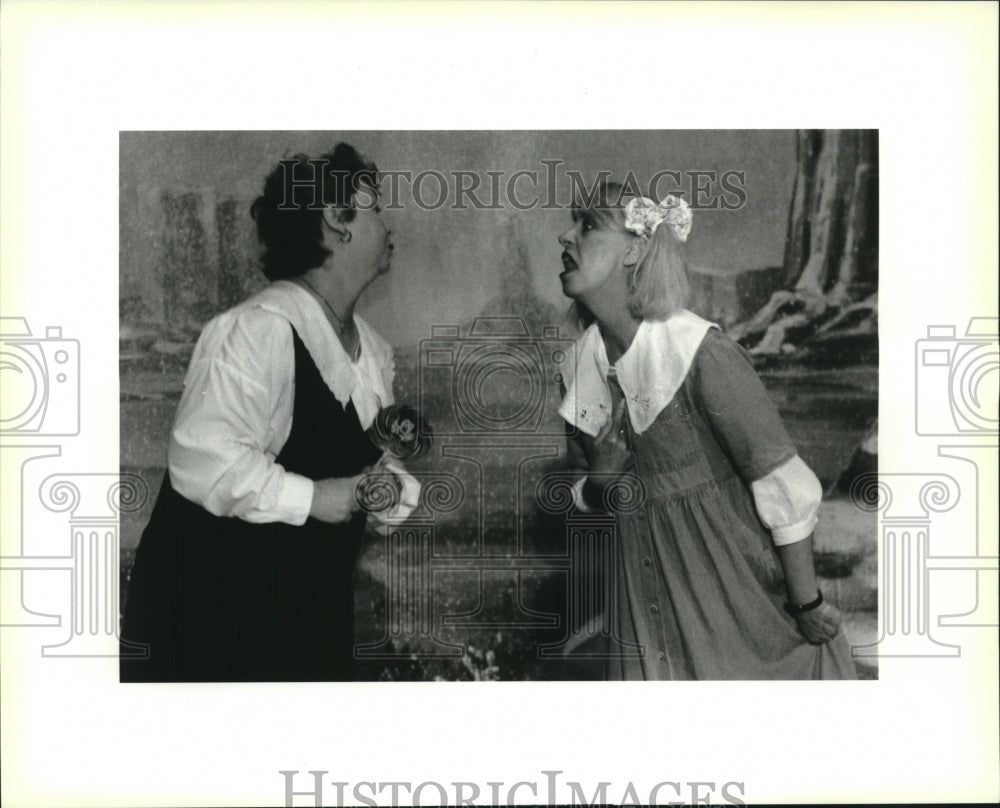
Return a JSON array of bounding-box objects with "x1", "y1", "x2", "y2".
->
[
  {"x1": 622, "y1": 238, "x2": 646, "y2": 267},
  {"x1": 321, "y1": 206, "x2": 352, "y2": 243}
]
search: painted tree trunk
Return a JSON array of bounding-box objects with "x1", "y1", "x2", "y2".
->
[
  {"x1": 732, "y1": 129, "x2": 878, "y2": 357},
  {"x1": 785, "y1": 129, "x2": 878, "y2": 298}
]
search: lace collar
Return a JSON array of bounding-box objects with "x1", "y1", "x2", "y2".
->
[
  {"x1": 558, "y1": 309, "x2": 717, "y2": 437},
  {"x1": 250, "y1": 281, "x2": 394, "y2": 429}
]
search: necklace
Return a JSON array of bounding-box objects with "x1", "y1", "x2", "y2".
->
[
  {"x1": 297, "y1": 276, "x2": 360, "y2": 360},
  {"x1": 298, "y1": 276, "x2": 350, "y2": 335}
]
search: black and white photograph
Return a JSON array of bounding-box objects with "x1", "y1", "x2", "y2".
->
[
  {"x1": 1, "y1": 2, "x2": 997, "y2": 807},
  {"x1": 117, "y1": 130, "x2": 878, "y2": 683}
]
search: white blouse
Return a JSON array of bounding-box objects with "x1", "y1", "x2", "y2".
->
[
  {"x1": 561, "y1": 311, "x2": 821, "y2": 546},
  {"x1": 167, "y1": 281, "x2": 395, "y2": 525}
]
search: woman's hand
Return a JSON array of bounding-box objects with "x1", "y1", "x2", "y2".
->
[
  {"x1": 774, "y1": 535, "x2": 843, "y2": 644},
  {"x1": 582, "y1": 391, "x2": 635, "y2": 509},
  {"x1": 309, "y1": 471, "x2": 370, "y2": 524},
  {"x1": 794, "y1": 601, "x2": 843, "y2": 645},
  {"x1": 586, "y1": 385, "x2": 634, "y2": 472},
  {"x1": 591, "y1": 394, "x2": 633, "y2": 473}
]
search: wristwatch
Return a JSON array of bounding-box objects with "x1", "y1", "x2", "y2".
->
[{"x1": 784, "y1": 589, "x2": 824, "y2": 617}]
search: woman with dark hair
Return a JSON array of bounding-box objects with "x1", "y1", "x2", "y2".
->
[
  {"x1": 556, "y1": 182, "x2": 856, "y2": 680},
  {"x1": 121, "y1": 143, "x2": 397, "y2": 681}
]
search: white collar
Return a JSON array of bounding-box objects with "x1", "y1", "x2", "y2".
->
[
  {"x1": 250, "y1": 281, "x2": 392, "y2": 429},
  {"x1": 558, "y1": 309, "x2": 717, "y2": 437}
]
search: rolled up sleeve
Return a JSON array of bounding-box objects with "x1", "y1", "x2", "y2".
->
[
  {"x1": 168, "y1": 308, "x2": 314, "y2": 525},
  {"x1": 750, "y1": 454, "x2": 823, "y2": 545}
]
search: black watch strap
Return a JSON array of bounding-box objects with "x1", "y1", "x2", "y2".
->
[{"x1": 784, "y1": 589, "x2": 824, "y2": 617}]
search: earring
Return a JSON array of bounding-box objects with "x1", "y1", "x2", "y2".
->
[{"x1": 321, "y1": 209, "x2": 352, "y2": 243}]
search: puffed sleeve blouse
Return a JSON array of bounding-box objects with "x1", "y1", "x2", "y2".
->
[
  {"x1": 167, "y1": 280, "x2": 395, "y2": 525},
  {"x1": 559, "y1": 310, "x2": 821, "y2": 545}
]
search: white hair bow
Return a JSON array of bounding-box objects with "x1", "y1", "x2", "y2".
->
[{"x1": 624, "y1": 195, "x2": 692, "y2": 242}]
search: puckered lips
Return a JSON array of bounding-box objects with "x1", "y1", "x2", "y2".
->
[
  {"x1": 380, "y1": 239, "x2": 394, "y2": 272},
  {"x1": 560, "y1": 251, "x2": 578, "y2": 277}
]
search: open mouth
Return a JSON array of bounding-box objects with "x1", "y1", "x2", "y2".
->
[{"x1": 560, "y1": 251, "x2": 577, "y2": 276}]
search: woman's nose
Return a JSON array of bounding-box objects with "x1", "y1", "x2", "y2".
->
[{"x1": 558, "y1": 227, "x2": 573, "y2": 248}]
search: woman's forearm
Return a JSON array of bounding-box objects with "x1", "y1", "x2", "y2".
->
[
  {"x1": 309, "y1": 475, "x2": 365, "y2": 523},
  {"x1": 775, "y1": 535, "x2": 820, "y2": 605}
]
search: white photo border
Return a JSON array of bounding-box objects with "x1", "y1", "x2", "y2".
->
[{"x1": 1, "y1": 2, "x2": 997, "y2": 806}]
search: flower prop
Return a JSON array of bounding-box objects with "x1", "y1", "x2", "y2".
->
[
  {"x1": 367, "y1": 404, "x2": 433, "y2": 462},
  {"x1": 357, "y1": 405, "x2": 431, "y2": 521}
]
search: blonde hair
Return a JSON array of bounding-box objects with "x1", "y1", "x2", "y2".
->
[
  {"x1": 627, "y1": 219, "x2": 691, "y2": 320},
  {"x1": 568, "y1": 181, "x2": 691, "y2": 329}
]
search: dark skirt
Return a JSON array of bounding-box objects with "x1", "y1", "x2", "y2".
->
[{"x1": 120, "y1": 476, "x2": 366, "y2": 682}]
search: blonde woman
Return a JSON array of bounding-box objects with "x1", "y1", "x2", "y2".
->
[{"x1": 556, "y1": 183, "x2": 856, "y2": 680}]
